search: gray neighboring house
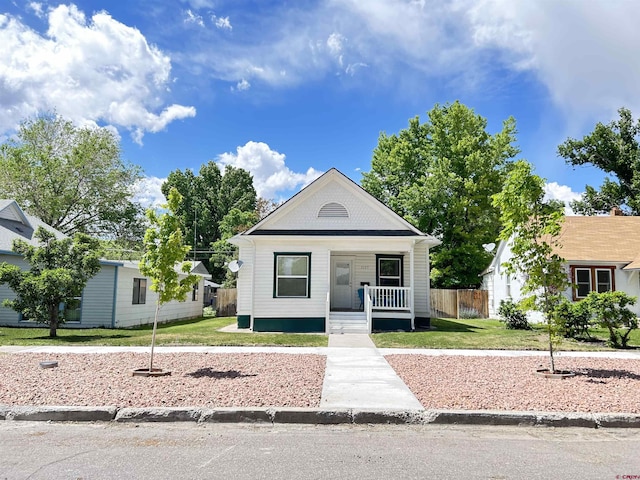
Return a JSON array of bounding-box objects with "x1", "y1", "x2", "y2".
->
[{"x1": 0, "y1": 200, "x2": 207, "y2": 328}]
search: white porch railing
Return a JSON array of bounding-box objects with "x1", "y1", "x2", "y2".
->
[
  {"x1": 364, "y1": 285, "x2": 411, "y2": 333},
  {"x1": 366, "y1": 286, "x2": 411, "y2": 310}
]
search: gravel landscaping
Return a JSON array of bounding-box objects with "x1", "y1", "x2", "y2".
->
[
  {"x1": 0, "y1": 353, "x2": 325, "y2": 408},
  {"x1": 386, "y1": 355, "x2": 640, "y2": 413},
  {"x1": 2, "y1": 351, "x2": 640, "y2": 413}
]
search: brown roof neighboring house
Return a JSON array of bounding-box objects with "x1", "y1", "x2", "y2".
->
[{"x1": 555, "y1": 215, "x2": 640, "y2": 269}]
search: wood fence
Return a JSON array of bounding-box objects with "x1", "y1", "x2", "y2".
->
[
  {"x1": 215, "y1": 288, "x2": 237, "y2": 317},
  {"x1": 430, "y1": 289, "x2": 489, "y2": 319}
]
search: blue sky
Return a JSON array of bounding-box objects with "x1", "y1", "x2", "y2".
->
[{"x1": 2, "y1": 1, "x2": 639, "y2": 209}]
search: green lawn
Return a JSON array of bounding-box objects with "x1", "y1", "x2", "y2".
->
[
  {"x1": 2, "y1": 316, "x2": 638, "y2": 351},
  {"x1": 372, "y1": 318, "x2": 640, "y2": 351},
  {"x1": 0, "y1": 316, "x2": 328, "y2": 347}
]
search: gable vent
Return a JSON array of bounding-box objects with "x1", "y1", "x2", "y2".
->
[{"x1": 318, "y1": 202, "x2": 349, "y2": 218}]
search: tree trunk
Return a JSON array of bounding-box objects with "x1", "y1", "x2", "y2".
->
[
  {"x1": 148, "y1": 301, "x2": 161, "y2": 372},
  {"x1": 49, "y1": 305, "x2": 59, "y2": 338}
]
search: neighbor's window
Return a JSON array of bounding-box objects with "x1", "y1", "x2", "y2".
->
[
  {"x1": 132, "y1": 278, "x2": 147, "y2": 304},
  {"x1": 62, "y1": 297, "x2": 82, "y2": 322},
  {"x1": 376, "y1": 255, "x2": 403, "y2": 287},
  {"x1": 573, "y1": 266, "x2": 614, "y2": 299},
  {"x1": 192, "y1": 282, "x2": 199, "y2": 301},
  {"x1": 274, "y1": 253, "x2": 311, "y2": 298},
  {"x1": 575, "y1": 268, "x2": 591, "y2": 298}
]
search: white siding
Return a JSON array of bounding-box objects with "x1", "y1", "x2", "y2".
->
[
  {"x1": 236, "y1": 243, "x2": 254, "y2": 317},
  {"x1": 0, "y1": 254, "x2": 27, "y2": 325},
  {"x1": 265, "y1": 181, "x2": 403, "y2": 231},
  {"x1": 114, "y1": 266, "x2": 204, "y2": 328},
  {"x1": 77, "y1": 265, "x2": 117, "y2": 328},
  {"x1": 240, "y1": 237, "x2": 430, "y2": 321},
  {"x1": 413, "y1": 243, "x2": 430, "y2": 317},
  {"x1": 251, "y1": 240, "x2": 329, "y2": 318}
]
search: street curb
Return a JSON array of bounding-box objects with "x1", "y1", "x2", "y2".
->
[
  {"x1": 115, "y1": 407, "x2": 201, "y2": 423},
  {"x1": 1, "y1": 406, "x2": 640, "y2": 428},
  {"x1": 5, "y1": 406, "x2": 117, "y2": 422}
]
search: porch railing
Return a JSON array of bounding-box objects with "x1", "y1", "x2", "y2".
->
[
  {"x1": 364, "y1": 285, "x2": 411, "y2": 333},
  {"x1": 365, "y1": 286, "x2": 411, "y2": 311}
]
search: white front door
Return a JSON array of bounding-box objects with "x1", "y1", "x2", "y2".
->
[{"x1": 331, "y1": 257, "x2": 354, "y2": 310}]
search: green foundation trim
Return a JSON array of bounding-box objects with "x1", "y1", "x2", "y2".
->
[
  {"x1": 414, "y1": 317, "x2": 431, "y2": 328},
  {"x1": 253, "y1": 317, "x2": 325, "y2": 333},
  {"x1": 237, "y1": 315, "x2": 251, "y2": 329},
  {"x1": 372, "y1": 318, "x2": 412, "y2": 332}
]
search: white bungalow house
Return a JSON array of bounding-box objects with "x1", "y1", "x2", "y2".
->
[
  {"x1": 228, "y1": 168, "x2": 441, "y2": 333},
  {"x1": 482, "y1": 212, "x2": 640, "y2": 320},
  {"x1": 0, "y1": 199, "x2": 207, "y2": 328}
]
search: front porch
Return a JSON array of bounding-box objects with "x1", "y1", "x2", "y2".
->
[{"x1": 327, "y1": 251, "x2": 419, "y2": 333}]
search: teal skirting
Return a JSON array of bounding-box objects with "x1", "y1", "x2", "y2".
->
[
  {"x1": 372, "y1": 318, "x2": 412, "y2": 332},
  {"x1": 237, "y1": 315, "x2": 251, "y2": 329},
  {"x1": 253, "y1": 317, "x2": 325, "y2": 333}
]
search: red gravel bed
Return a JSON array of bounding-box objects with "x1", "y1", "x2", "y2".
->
[
  {"x1": 0, "y1": 353, "x2": 325, "y2": 408},
  {"x1": 386, "y1": 355, "x2": 640, "y2": 413}
]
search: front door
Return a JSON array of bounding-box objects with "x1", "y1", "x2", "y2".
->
[{"x1": 331, "y1": 257, "x2": 354, "y2": 310}]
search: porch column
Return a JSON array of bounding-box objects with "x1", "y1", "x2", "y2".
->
[
  {"x1": 326, "y1": 249, "x2": 331, "y2": 334},
  {"x1": 410, "y1": 242, "x2": 415, "y2": 330}
]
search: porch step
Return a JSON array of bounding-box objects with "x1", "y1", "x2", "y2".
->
[{"x1": 328, "y1": 314, "x2": 368, "y2": 334}]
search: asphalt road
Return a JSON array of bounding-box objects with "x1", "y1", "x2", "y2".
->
[{"x1": 1, "y1": 422, "x2": 639, "y2": 479}]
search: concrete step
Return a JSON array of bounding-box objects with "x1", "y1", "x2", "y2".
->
[{"x1": 328, "y1": 315, "x2": 368, "y2": 334}]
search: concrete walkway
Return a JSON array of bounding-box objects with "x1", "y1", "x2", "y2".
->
[{"x1": 320, "y1": 334, "x2": 423, "y2": 410}]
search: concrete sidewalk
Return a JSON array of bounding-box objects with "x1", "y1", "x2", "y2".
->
[
  {"x1": 321, "y1": 334, "x2": 423, "y2": 410},
  {"x1": 2, "y1": 338, "x2": 640, "y2": 427}
]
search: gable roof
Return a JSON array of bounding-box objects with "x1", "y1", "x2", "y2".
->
[
  {"x1": 483, "y1": 215, "x2": 640, "y2": 275},
  {"x1": 0, "y1": 199, "x2": 66, "y2": 252},
  {"x1": 237, "y1": 168, "x2": 440, "y2": 245},
  {"x1": 555, "y1": 216, "x2": 640, "y2": 269}
]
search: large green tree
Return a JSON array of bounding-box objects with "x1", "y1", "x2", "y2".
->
[
  {"x1": 0, "y1": 227, "x2": 101, "y2": 337},
  {"x1": 162, "y1": 162, "x2": 257, "y2": 281},
  {"x1": 492, "y1": 160, "x2": 568, "y2": 373},
  {"x1": 211, "y1": 208, "x2": 259, "y2": 287},
  {"x1": 0, "y1": 113, "x2": 144, "y2": 242},
  {"x1": 558, "y1": 107, "x2": 640, "y2": 215},
  {"x1": 362, "y1": 101, "x2": 519, "y2": 288},
  {"x1": 139, "y1": 188, "x2": 199, "y2": 373}
]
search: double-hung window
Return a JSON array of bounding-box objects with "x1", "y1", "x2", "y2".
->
[
  {"x1": 573, "y1": 266, "x2": 614, "y2": 299},
  {"x1": 376, "y1": 255, "x2": 403, "y2": 287},
  {"x1": 133, "y1": 278, "x2": 147, "y2": 304},
  {"x1": 274, "y1": 253, "x2": 311, "y2": 298}
]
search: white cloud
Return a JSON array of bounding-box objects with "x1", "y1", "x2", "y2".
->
[
  {"x1": 466, "y1": 0, "x2": 640, "y2": 120},
  {"x1": 27, "y1": 2, "x2": 44, "y2": 18},
  {"x1": 213, "y1": 15, "x2": 232, "y2": 30},
  {"x1": 0, "y1": 4, "x2": 195, "y2": 142},
  {"x1": 216, "y1": 141, "x2": 322, "y2": 199},
  {"x1": 134, "y1": 176, "x2": 167, "y2": 209},
  {"x1": 327, "y1": 32, "x2": 344, "y2": 66},
  {"x1": 184, "y1": 9, "x2": 204, "y2": 27},
  {"x1": 545, "y1": 182, "x2": 582, "y2": 215},
  {"x1": 232, "y1": 78, "x2": 250, "y2": 91}
]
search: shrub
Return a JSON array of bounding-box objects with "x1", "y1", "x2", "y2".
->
[
  {"x1": 498, "y1": 299, "x2": 531, "y2": 330},
  {"x1": 203, "y1": 306, "x2": 216, "y2": 317},
  {"x1": 583, "y1": 291, "x2": 638, "y2": 348},
  {"x1": 553, "y1": 297, "x2": 591, "y2": 339}
]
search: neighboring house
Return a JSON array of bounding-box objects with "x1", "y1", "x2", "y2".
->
[
  {"x1": 483, "y1": 211, "x2": 640, "y2": 320},
  {"x1": 228, "y1": 168, "x2": 441, "y2": 333},
  {"x1": 0, "y1": 200, "x2": 207, "y2": 328}
]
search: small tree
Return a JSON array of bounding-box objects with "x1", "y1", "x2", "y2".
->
[
  {"x1": 139, "y1": 188, "x2": 199, "y2": 372},
  {"x1": 492, "y1": 160, "x2": 569, "y2": 373},
  {"x1": 583, "y1": 291, "x2": 638, "y2": 348},
  {"x1": 0, "y1": 227, "x2": 101, "y2": 337}
]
